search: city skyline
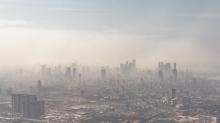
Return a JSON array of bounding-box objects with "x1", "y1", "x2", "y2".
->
[{"x1": 0, "y1": 0, "x2": 219, "y2": 71}]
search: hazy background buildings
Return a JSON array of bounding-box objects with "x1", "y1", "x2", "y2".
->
[{"x1": 0, "y1": 0, "x2": 220, "y2": 72}]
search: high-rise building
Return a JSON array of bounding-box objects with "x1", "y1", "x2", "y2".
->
[
  {"x1": 12, "y1": 94, "x2": 37, "y2": 114},
  {"x1": 37, "y1": 80, "x2": 42, "y2": 89},
  {"x1": 78, "y1": 73, "x2": 82, "y2": 82},
  {"x1": 46, "y1": 67, "x2": 52, "y2": 76},
  {"x1": 65, "y1": 67, "x2": 72, "y2": 80},
  {"x1": 132, "y1": 59, "x2": 136, "y2": 68},
  {"x1": 41, "y1": 65, "x2": 52, "y2": 77},
  {"x1": 101, "y1": 67, "x2": 106, "y2": 79},
  {"x1": 171, "y1": 88, "x2": 176, "y2": 99},
  {"x1": 120, "y1": 60, "x2": 137, "y2": 73},
  {"x1": 159, "y1": 70, "x2": 164, "y2": 82},
  {"x1": 37, "y1": 80, "x2": 43, "y2": 99},
  {"x1": 41, "y1": 65, "x2": 46, "y2": 75},
  {"x1": 165, "y1": 62, "x2": 171, "y2": 71},
  {"x1": 54, "y1": 65, "x2": 62, "y2": 74},
  {"x1": 23, "y1": 101, "x2": 45, "y2": 119},
  {"x1": 158, "y1": 61, "x2": 164, "y2": 70},
  {"x1": 173, "y1": 63, "x2": 178, "y2": 81},
  {"x1": 12, "y1": 94, "x2": 44, "y2": 119},
  {"x1": 72, "y1": 67, "x2": 77, "y2": 78}
]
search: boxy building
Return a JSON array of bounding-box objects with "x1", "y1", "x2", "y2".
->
[{"x1": 12, "y1": 94, "x2": 44, "y2": 119}]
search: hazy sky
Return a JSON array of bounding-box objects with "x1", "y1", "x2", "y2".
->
[{"x1": 0, "y1": 0, "x2": 220, "y2": 70}]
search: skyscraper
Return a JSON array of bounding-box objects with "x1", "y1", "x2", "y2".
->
[
  {"x1": 173, "y1": 63, "x2": 178, "y2": 81},
  {"x1": 12, "y1": 94, "x2": 44, "y2": 119}
]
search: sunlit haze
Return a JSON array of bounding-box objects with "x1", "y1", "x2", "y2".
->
[
  {"x1": 1, "y1": 1, "x2": 220, "y2": 122},
  {"x1": 0, "y1": 0, "x2": 220, "y2": 71}
]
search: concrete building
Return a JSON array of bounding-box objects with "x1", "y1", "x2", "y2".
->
[
  {"x1": 158, "y1": 70, "x2": 164, "y2": 82},
  {"x1": 101, "y1": 67, "x2": 106, "y2": 79},
  {"x1": 12, "y1": 94, "x2": 44, "y2": 119},
  {"x1": 172, "y1": 88, "x2": 176, "y2": 99},
  {"x1": 12, "y1": 94, "x2": 37, "y2": 114},
  {"x1": 120, "y1": 60, "x2": 137, "y2": 74},
  {"x1": 173, "y1": 63, "x2": 178, "y2": 81},
  {"x1": 23, "y1": 101, "x2": 45, "y2": 119}
]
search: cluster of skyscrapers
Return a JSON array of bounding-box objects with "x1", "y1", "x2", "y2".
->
[
  {"x1": 120, "y1": 59, "x2": 136, "y2": 73},
  {"x1": 158, "y1": 62, "x2": 178, "y2": 82}
]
